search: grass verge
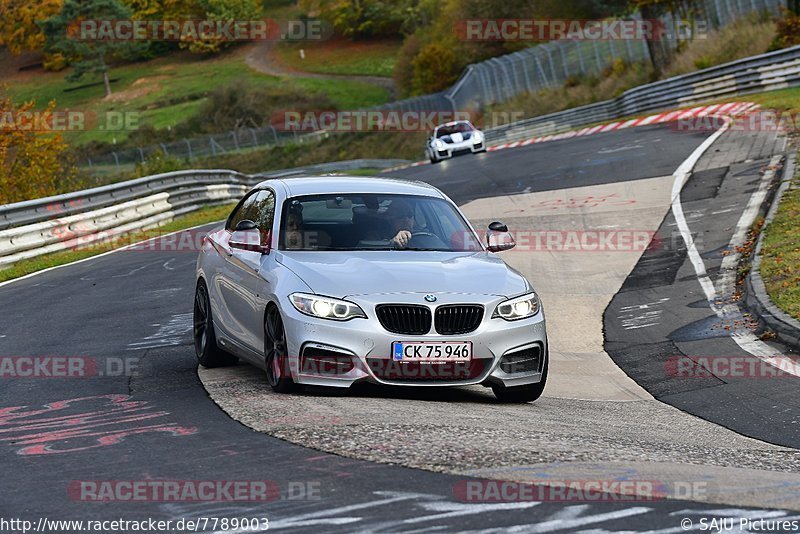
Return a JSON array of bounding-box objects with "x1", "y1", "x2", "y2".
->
[
  {"x1": 0, "y1": 202, "x2": 235, "y2": 284},
  {"x1": 759, "y1": 152, "x2": 800, "y2": 321},
  {"x1": 273, "y1": 39, "x2": 401, "y2": 77}
]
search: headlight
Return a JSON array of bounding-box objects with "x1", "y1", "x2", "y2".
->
[
  {"x1": 492, "y1": 293, "x2": 540, "y2": 321},
  {"x1": 433, "y1": 139, "x2": 445, "y2": 149},
  {"x1": 290, "y1": 293, "x2": 366, "y2": 321},
  {"x1": 472, "y1": 131, "x2": 483, "y2": 143}
]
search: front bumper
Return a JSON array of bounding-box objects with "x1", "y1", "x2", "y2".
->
[
  {"x1": 280, "y1": 292, "x2": 547, "y2": 388},
  {"x1": 432, "y1": 139, "x2": 485, "y2": 160}
]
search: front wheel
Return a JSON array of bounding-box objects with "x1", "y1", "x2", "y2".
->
[
  {"x1": 193, "y1": 280, "x2": 238, "y2": 368},
  {"x1": 491, "y1": 350, "x2": 548, "y2": 403},
  {"x1": 264, "y1": 305, "x2": 296, "y2": 393}
]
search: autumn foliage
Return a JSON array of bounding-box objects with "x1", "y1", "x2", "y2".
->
[{"x1": 0, "y1": 94, "x2": 78, "y2": 205}]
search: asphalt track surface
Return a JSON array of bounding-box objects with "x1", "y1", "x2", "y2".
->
[{"x1": 1, "y1": 124, "x2": 797, "y2": 532}]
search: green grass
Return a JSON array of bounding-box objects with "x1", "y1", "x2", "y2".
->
[
  {"x1": 759, "y1": 151, "x2": 800, "y2": 321},
  {"x1": 0, "y1": 202, "x2": 235, "y2": 283},
  {"x1": 5, "y1": 47, "x2": 390, "y2": 146},
  {"x1": 274, "y1": 39, "x2": 401, "y2": 77},
  {"x1": 291, "y1": 77, "x2": 388, "y2": 110},
  {"x1": 748, "y1": 87, "x2": 800, "y2": 115}
]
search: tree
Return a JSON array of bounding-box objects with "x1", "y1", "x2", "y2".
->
[
  {"x1": 40, "y1": 0, "x2": 145, "y2": 97},
  {"x1": 0, "y1": 94, "x2": 78, "y2": 204},
  {"x1": 182, "y1": 0, "x2": 261, "y2": 53},
  {"x1": 630, "y1": 0, "x2": 703, "y2": 75},
  {"x1": 0, "y1": 0, "x2": 63, "y2": 54}
]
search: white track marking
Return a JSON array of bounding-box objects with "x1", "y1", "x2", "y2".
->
[
  {"x1": 715, "y1": 156, "x2": 782, "y2": 297},
  {"x1": 504, "y1": 507, "x2": 653, "y2": 533},
  {"x1": 670, "y1": 120, "x2": 800, "y2": 377}
]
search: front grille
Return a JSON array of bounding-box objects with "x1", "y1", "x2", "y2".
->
[
  {"x1": 499, "y1": 345, "x2": 543, "y2": 374},
  {"x1": 376, "y1": 305, "x2": 431, "y2": 335},
  {"x1": 435, "y1": 305, "x2": 484, "y2": 335}
]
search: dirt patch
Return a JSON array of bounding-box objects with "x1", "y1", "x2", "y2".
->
[{"x1": 103, "y1": 76, "x2": 165, "y2": 102}]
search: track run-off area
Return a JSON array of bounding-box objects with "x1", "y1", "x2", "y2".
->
[{"x1": 1, "y1": 119, "x2": 799, "y2": 532}]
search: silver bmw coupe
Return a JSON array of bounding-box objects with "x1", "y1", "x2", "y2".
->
[{"x1": 194, "y1": 176, "x2": 548, "y2": 402}]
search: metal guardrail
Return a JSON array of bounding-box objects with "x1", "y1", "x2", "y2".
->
[
  {"x1": 483, "y1": 45, "x2": 800, "y2": 145},
  {"x1": 0, "y1": 159, "x2": 409, "y2": 267}
]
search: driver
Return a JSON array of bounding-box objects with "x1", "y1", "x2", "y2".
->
[{"x1": 385, "y1": 200, "x2": 415, "y2": 249}]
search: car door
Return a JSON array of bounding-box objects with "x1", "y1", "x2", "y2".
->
[
  {"x1": 210, "y1": 190, "x2": 260, "y2": 356},
  {"x1": 219, "y1": 189, "x2": 277, "y2": 357}
]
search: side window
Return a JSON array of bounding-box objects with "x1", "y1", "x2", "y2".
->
[{"x1": 251, "y1": 190, "x2": 276, "y2": 234}]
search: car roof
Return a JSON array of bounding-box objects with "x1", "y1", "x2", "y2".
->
[
  {"x1": 255, "y1": 175, "x2": 445, "y2": 199},
  {"x1": 435, "y1": 120, "x2": 472, "y2": 129}
]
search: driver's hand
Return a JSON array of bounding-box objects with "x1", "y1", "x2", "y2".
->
[{"x1": 391, "y1": 230, "x2": 412, "y2": 248}]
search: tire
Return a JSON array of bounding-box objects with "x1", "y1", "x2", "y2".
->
[
  {"x1": 194, "y1": 280, "x2": 238, "y2": 368},
  {"x1": 264, "y1": 305, "x2": 296, "y2": 393},
  {"x1": 491, "y1": 348, "x2": 548, "y2": 403},
  {"x1": 430, "y1": 155, "x2": 440, "y2": 164}
]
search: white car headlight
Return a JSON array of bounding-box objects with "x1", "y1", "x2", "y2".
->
[
  {"x1": 472, "y1": 131, "x2": 484, "y2": 143},
  {"x1": 290, "y1": 293, "x2": 366, "y2": 321},
  {"x1": 433, "y1": 139, "x2": 445, "y2": 149},
  {"x1": 492, "y1": 292, "x2": 540, "y2": 321}
]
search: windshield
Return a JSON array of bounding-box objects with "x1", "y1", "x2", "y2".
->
[
  {"x1": 279, "y1": 194, "x2": 483, "y2": 252},
  {"x1": 436, "y1": 122, "x2": 474, "y2": 137}
]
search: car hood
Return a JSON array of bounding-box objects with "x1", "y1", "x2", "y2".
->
[{"x1": 275, "y1": 251, "x2": 530, "y2": 299}]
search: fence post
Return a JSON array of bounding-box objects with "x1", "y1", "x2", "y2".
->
[
  {"x1": 624, "y1": 34, "x2": 634, "y2": 62},
  {"x1": 545, "y1": 45, "x2": 558, "y2": 84},
  {"x1": 137, "y1": 147, "x2": 145, "y2": 163},
  {"x1": 185, "y1": 139, "x2": 193, "y2": 160},
  {"x1": 576, "y1": 41, "x2": 586, "y2": 74},
  {"x1": 559, "y1": 43, "x2": 569, "y2": 78},
  {"x1": 112, "y1": 152, "x2": 120, "y2": 170},
  {"x1": 591, "y1": 40, "x2": 602, "y2": 72}
]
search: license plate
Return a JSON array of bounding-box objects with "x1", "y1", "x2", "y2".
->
[{"x1": 392, "y1": 341, "x2": 472, "y2": 362}]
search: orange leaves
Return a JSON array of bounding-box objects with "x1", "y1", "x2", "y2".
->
[{"x1": 0, "y1": 94, "x2": 77, "y2": 204}]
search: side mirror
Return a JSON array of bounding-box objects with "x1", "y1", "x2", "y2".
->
[
  {"x1": 486, "y1": 221, "x2": 515, "y2": 252},
  {"x1": 230, "y1": 220, "x2": 270, "y2": 254},
  {"x1": 235, "y1": 220, "x2": 257, "y2": 231}
]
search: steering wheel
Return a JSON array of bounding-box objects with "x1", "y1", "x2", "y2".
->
[{"x1": 410, "y1": 231, "x2": 438, "y2": 238}]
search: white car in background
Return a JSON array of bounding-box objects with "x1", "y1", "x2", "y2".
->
[{"x1": 426, "y1": 120, "x2": 487, "y2": 164}]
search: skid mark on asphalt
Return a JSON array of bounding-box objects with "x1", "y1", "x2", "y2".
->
[
  {"x1": 128, "y1": 313, "x2": 193, "y2": 350},
  {"x1": 0, "y1": 394, "x2": 196, "y2": 455}
]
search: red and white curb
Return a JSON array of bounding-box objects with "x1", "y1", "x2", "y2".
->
[{"x1": 382, "y1": 102, "x2": 760, "y2": 173}]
